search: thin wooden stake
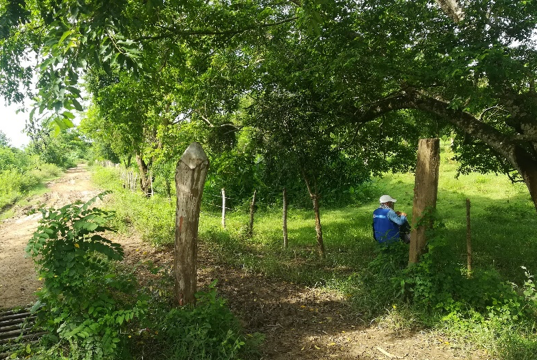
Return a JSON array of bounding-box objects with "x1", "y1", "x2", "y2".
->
[
  {"x1": 248, "y1": 190, "x2": 257, "y2": 236},
  {"x1": 221, "y1": 188, "x2": 226, "y2": 229},
  {"x1": 466, "y1": 198, "x2": 472, "y2": 277},
  {"x1": 283, "y1": 188, "x2": 288, "y2": 249}
]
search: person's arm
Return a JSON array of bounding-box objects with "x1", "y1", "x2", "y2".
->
[{"x1": 387, "y1": 209, "x2": 407, "y2": 225}]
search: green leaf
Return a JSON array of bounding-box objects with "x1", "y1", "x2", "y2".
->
[
  {"x1": 72, "y1": 98, "x2": 84, "y2": 111},
  {"x1": 58, "y1": 30, "x2": 74, "y2": 45}
]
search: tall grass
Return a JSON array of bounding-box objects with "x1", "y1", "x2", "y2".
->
[
  {"x1": 0, "y1": 164, "x2": 63, "y2": 212},
  {"x1": 91, "y1": 143, "x2": 537, "y2": 359}
]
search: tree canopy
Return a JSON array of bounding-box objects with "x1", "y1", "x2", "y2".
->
[{"x1": 2, "y1": 0, "x2": 537, "y2": 210}]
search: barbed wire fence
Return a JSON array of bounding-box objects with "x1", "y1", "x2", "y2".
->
[{"x1": 95, "y1": 160, "x2": 277, "y2": 241}]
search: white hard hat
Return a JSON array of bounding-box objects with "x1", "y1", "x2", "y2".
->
[{"x1": 379, "y1": 195, "x2": 397, "y2": 203}]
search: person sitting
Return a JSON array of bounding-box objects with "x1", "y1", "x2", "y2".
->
[{"x1": 372, "y1": 194, "x2": 411, "y2": 244}]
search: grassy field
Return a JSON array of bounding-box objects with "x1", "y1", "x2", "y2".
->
[
  {"x1": 91, "y1": 143, "x2": 537, "y2": 359},
  {"x1": 198, "y1": 143, "x2": 536, "y2": 284}
]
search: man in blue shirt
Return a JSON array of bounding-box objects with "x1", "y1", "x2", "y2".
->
[{"x1": 372, "y1": 195, "x2": 411, "y2": 244}]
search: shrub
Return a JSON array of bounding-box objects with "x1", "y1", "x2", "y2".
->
[
  {"x1": 26, "y1": 193, "x2": 147, "y2": 359},
  {"x1": 154, "y1": 283, "x2": 247, "y2": 360}
]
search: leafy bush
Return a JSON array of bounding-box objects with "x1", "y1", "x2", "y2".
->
[
  {"x1": 26, "y1": 194, "x2": 147, "y2": 359},
  {"x1": 154, "y1": 283, "x2": 248, "y2": 360},
  {"x1": 358, "y1": 232, "x2": 537, "y2": 358}
]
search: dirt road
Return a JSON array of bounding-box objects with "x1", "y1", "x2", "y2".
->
[{"x1": 0, "y1": 165, "x2": 101, "y2": 309}]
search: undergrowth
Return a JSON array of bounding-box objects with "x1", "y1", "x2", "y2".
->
[
  {"x1": 16, "y1": 193, "x2": 256, "y2": 359},
  {"x1": 88, "y1": 158, "x2": 537, "y2": 359}
]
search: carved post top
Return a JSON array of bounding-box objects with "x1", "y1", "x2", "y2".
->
[{"x1": 179, "y1": 142, "x2": 209, "y2": 170}]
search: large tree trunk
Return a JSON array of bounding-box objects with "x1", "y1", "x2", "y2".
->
[
  {"x1": 409, "y1": 139, "x2": 440, "y2": 265},
  {"x1": 510, "y1": 147, "x2": 537, "y2": 212},
  {"x1": 174, "y1": 142, "x2": 209, "y2": 306},
  {"x1": 135, "y1": 154, "x2": 151, "y2": 196}
]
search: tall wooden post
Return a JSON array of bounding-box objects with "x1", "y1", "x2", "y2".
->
[
  {"x1": 248, "y1": 190, "x2": 257, "y2": 236},
  {"x1": 174, "y1": 142, "x2": 209, "y2": 306},
  {"x1": 409, "y1": 138, "x2": 440, "y2": 265},
  {"x1": 283, "y1": 188, "x2": 288, "y2": 249}
]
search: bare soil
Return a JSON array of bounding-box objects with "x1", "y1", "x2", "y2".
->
[{"x1": 0, "y1": 166, "x2": 485, "y2": 359}]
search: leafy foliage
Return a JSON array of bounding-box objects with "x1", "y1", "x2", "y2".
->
[
  {"x1": 0, "y1": 141, "x2": 62, "y2": 210},
  {"x1": 26, "y1": 193, "x2": 147, "y2": 359},
  {"x1": 152, "y1": 282, "x2": 249, "y2": 360}
]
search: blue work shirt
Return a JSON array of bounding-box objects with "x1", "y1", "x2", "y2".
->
[{"x1": 373, "y1": 208, "x2": 407, "y2": 243}]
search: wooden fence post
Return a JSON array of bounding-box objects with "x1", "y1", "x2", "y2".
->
[
  {"x1": 221, "y1": 188, "x2": 226, "y2": 229},
  {"x1": 248, "y1": 190, "x2": 257, "y2": 236},
  {"x1": 150, "y1": 170, "x2": 154, "y2": 197},
  {"x1": 174, "y1": 142, "x2": 209, "y2": 306},
  {"x1": 283, "y1": 188, "x2": 288, "y2": 249},
  {"x1": 409, "y1": 138, "x2": 440, "y2": 265},
  {"x1": 466, "y1": 198, "x2": 472, "y2": 277}
]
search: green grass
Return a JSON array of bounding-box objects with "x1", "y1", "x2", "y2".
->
[
  {"x1": 195, "y1": 143, "x2": 536, "y2": 283},
  {"x1": 0, "y1": 164, "x2": 63, "y2": 219},
  {"x1": 90, "y1": 144, "x2": 537, "y2": 285},
  {"x1": 90, "y1": 143, "x2": 537, "y2": 359}
]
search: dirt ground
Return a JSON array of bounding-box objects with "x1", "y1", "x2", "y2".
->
[{"x1": 0, "y1": 166, "x2": 486, "y2": 359}]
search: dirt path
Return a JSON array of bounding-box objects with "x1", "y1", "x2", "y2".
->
[
  {"x1": 0, "y1": 165, "x2": 101, "y2": 309},
  {"x1": 0, "y1": 166, "x2": 483, "y2": 359}
]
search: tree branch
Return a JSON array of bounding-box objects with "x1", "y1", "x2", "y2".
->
[
  {"x1": 133, "y1": 16, "x2": 298, "y2": 42},
  {"x1": 435, "y1": 0, "x2": 465, "y2": 23},
  {"x1": 351, "y1": 89, "x2": 516, "y2": 160}
]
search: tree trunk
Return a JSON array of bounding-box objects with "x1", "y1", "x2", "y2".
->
[
  {"x1": 409, "y1": 138, "x2": 440, "y2": 265},
  {"x1": 135, "y1": 154, "x2": 151, "y2": 196},
  {"x1": 435, "y1": 0, "x2": 464, "y2": 22},
  {"x1": 466, "y1": 198, "x2": 472, "y2": 277},
  {"x1": 174, "y1": 142, "x2": 209, "y2": 306},
  {"x1": 312, "y1": 194, "x2": 325, "y2": 259},
  {"x1": 283, "y1": 188, "x2": 288, "y2": 249},
  {"x1": 248, "y1": 190, "x2": 257, "y2": 236},
  {"x1": 302, "y1": 172, "x2": 325, "y2": 259},
  {"x1": 510, "y1": 147, "x2": 537, "y2": 213},
  {"x1": 221, "y1": 188, "x2": 226, "y2": 229}
]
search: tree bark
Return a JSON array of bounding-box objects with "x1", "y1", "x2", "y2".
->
[
  {"x1": 174, "y1": 142, "x2": 209, "y2": 306},
  {"x1": 283, "y1": 188, "x2": 288, "y2": 249},
  {"x1": 135, "y1": 154, "x2": 151, "y2": 196},
  {"x1": 302, "y1": 172, "x2": 325, "y2": 259},
  {"x1": 312, "y1": 194, "x2": 325, "y2": 259},
  {"x1": 435, "y1": 0, "x2": 464, "y2": 23},
  {"x1": 409, "y1": 138, "x2": 440, "y2": 265},
  {"x1": 248, "y1": 190, "x2": 257, "y2": 236}
]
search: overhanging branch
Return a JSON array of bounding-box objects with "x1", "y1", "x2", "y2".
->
[
  {"x1": 133, "y1": 16, "x2": 298, "y2": 42},
  {"x1": 351, "y1": 88, "x2": 516, "y2": 160},
  {"x1": 435, "y1": 0, "x2": 465, "y2": 23}
]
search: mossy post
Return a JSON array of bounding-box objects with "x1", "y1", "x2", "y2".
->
[
  {"x1": 174, "y1": 142, "x2": 209, "y2": 306},
  {"x1": 409, "y1": 138, "x2": 440, "y2": 265}
]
